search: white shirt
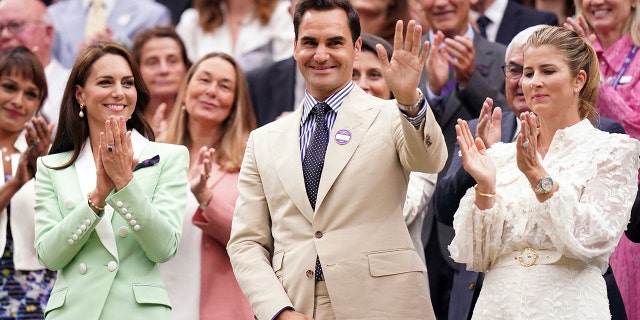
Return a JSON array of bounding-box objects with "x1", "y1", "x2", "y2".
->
[
  {"x1": 471, "y1": 0, "x2": 508, "y2": 42},
  {"x1": 43, "y1": 58, "x2": 70, "y2": 136},
  {"x1": 176, "y1": 1, "x2": 294, "y2": 73}
]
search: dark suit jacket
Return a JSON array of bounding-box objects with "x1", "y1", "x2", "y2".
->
[
  {"x1": 422, "y1": 32, "x2": 508, "y2": 271},
  {"x1": 246, "y1": 57, "x2": 298, "y2": 127},
  {"x1": 494, "y1": 1, "x2": 559, "y2": 46},
  {"x1": 433, "y1": 114, "x2": 627, "y2": 320},
  {"x1": 627, "y1": 187, "x2": 640, "y2": 242}
]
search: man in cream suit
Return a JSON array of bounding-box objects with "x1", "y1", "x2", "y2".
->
[{"x1": 227, "y1": 0, "x2": 447, "y2": 319}]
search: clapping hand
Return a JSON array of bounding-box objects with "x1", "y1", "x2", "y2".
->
[
  {"x1": 190, "y1": 146, "x2": 214, "y2": 207},
  {"x1": 475, "y1": 98, "x2": 502, "y2": 148},
  {"x1": 99, "y1": 116, "x2": 137, "y2": 191},
  {"x1": 377, "y1": 19, "x2": 428, "y2": 114},
  {"x1": 455, "y1": 118, "x2": 496, "y2": 189}
]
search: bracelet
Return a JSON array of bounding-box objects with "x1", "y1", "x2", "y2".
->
[
  {"x1": 474, "y1": 184, "x2": 496, "y2": 198},
  {"x1": 87, "y1": 193, "x2": 105, "y2": 212}
]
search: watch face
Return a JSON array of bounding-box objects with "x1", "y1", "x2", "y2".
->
[{"x1": 540, "y1": 176, "x2": 554, "y2": 192}]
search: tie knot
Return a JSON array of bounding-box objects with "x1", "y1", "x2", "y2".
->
[
  {"x1": 477, "y1": 16, "x2": 491, "y2": 27},
  {"x1": 313, "y1": 102, "x2": 330, "y2": 118}
]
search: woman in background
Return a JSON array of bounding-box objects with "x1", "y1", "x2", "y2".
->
[
  {"x1": 132, "y1": 26, "x2": 191, "y2": 137},
  {"x1": 176, "y1": 0, "x2": 294, "y2": 73},
  {"x1": 0, "y1": 46, "x2": 54, "y2": 320},
  {"x1": 566, "y1": 0, "x2": 640, "y2": 317},
  {"x1": 163, "y1": 52, "x2": 256, "y2": 319}
]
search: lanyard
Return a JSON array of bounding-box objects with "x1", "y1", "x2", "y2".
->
[{"x1": 612, "y1": 45, "x2": 638, "y2": 89}]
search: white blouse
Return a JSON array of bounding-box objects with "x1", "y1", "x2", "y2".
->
[
  {"x1": 449, "y1": 119, "x2": 640, "y2": 273},
  {"x1": 176, "y1": 1, "x2": 294, "y2": 73}
]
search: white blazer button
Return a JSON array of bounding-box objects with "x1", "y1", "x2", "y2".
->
[
  {"x1": 64, "y1": 198, "x2": 75, "y2": 209},
  {"x1": 133, "y1": 225, "x2": 141, "y2": 231},
  {"x1": 76, "y1": 229, "x2": 83, "y2": 235},
  {"x1": 118, "y1": 226, "x2": 129, "y2": 237},
  {"x1": 125, "y1": 213, "x2": 132, "y2": 220},
  {"x1": 116, "y1": 201, "x2": 124, "y2": 208},
  {"x1": 68, "y1": 239, "x2": 75, "y2": 245},
  {"x1": 107, "y1": 261, "x2": 118, "y2": 271},
  {"x1": 72, "y1": 234, "x2": 78, "y2": 240},
  {"x1": 84, "y1": 219, "x2": 91, "y2": 226},
  {"x1": 80, "y1": 225, "x2": 87, "y2": 231},
  {"x1": 79, "y1": 263, "x2": 87, "y2": 275},
  {"x1": 129, "y1": 219, "x2": 137, "y2": 226},
  {"x1": 121, "y1": 208, "x2": 128, "y2": 214}
]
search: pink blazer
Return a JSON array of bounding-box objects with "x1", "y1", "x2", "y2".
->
[{"x1": 192, "y1": 166, "x2": 253, "y2": 320}]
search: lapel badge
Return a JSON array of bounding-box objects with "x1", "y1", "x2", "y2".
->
[{"x1": 335, "y1": 129, "x2": 352, "y2": 145}]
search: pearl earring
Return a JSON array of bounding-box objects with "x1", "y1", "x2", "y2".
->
[{"x1": 79, "y1": 104, "x2": 85, "y2": 118}]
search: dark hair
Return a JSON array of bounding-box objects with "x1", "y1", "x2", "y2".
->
[
  {"x1": 163, "y1": 52, "x2": 257, "y2": 173},
  {"x1": 49, "y1": 41, "x2": 154, "y2": 169},
  {"x1": 524, "y1": 26, "x2": 599, "y2": 120},
  {"x1": 131, "y1": 25, "x2": 192, "y2": 70},
  {"x1": 0, "y1": 46, "x2": 48, "y2": 115},
  {"x1": 294, "y1": 0, "x2": 361, "y2": 45},
  {"x1": 360, "y1": 33, "x2": 392, "y2": 61}
]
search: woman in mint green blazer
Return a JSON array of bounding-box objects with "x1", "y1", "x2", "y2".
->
[{"x1": 33, "y1": 42, "x2": 189, "y2": 320}]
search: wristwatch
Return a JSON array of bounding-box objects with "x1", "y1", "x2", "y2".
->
[
  {"x1": 532, "y1": 175, "x2": 554, "y2": 194},
  {"x1": 397, "y1": 88, "x2": 424, "y2": 112}
]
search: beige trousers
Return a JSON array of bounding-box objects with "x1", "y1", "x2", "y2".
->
[{"x1": 313, "y1": 281, "x2": 335, "y2": 319}]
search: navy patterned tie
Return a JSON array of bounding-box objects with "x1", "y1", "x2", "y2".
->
[
  {"x1": 476, "y1": 16, "x2": 491, "y2": 38},
  {"x1": 303, "y1": 102, "x2": 330, "y2": 281}
]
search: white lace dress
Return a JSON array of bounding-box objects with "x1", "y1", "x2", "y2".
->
[{"x1": 449, "y1": 119, "x2": 640, "y2": 319}]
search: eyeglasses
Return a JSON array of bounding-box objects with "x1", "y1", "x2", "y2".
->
[
  {"x1": 0, "y1": 20, "x2": 42, "y2": 35},
  {"x1": 501, "y1": 63, "x2": 523, "y2": 79}
]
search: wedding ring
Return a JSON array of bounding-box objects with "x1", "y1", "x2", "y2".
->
[
  {"x1": 521, "y1": 141, "x2": 530, "y2": 149},
  {"x1": 107, "y1": 146, "x2": 114, "y2": 152},
  {"x1": 33, "y1": 139, "x2": 40, "y2": 146}
]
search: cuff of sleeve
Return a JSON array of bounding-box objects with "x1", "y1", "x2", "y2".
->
[{"x1": 271, "y1": 306, "x2": 295, "y2": 320}]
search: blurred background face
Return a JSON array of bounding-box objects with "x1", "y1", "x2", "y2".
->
[
  {"x1": 184, "y1": 57, "x2": 236, "y2": 126},
  {"x1": 421, "y1": 0, "x2": 471, "y2": 38},
  {"x1": 0, "y1": 0, "x2": 51, "y2": 61},
  {"x1": 350, "y1": 0, "x2": 394, "y2": 14},
  {"x1": 139, "y1": 37, "x2": 187, "y2": 100},
  {"x1": 504, "y1": 47, "x2": 529, "y2": 116},
  {"x1": 0, "y1": 72, "x2": 41, "y2": 135},
  {"x1": 352, "y1": 50, "x2": 391, "y2": 99},
  {"x1": 581, "y1": 0, "x2": 633, "y2": 33}
]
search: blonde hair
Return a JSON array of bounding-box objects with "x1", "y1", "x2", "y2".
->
[
  {"x1": 524, "y1": 26, "x2": 600, "y2": 120},
  {"x1": 575, "y1": 0, "x2": 640, "y2": 47},
  {"x1": 163, "y1": 52, "x2": 256, "y2": 173}
]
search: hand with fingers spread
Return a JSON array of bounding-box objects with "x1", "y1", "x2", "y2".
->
[
  {"x1": 563, "y1": 16, "x2": 597, "y2": 44},
  {"x1": 190, "y1": 146, "x2": 215, "y2": 208},
  {"x1": 475, "y1": 98, "x2": 502, "y2": 148},
  {"x1": 425, "y1": 31, "x2": 450, "y2": 96},
  {"x1": 378, "y1": 19, "x2": 429, "y2": 112},
  {"x1": 150, "y1": 102, "x2": 169, "y2": 137},
  {"x1": 100, "y1": 116, "x2": 138, "y2": 191},
  {"x1": 456, "y1": 118, "x2": 496, "y2": 191}
]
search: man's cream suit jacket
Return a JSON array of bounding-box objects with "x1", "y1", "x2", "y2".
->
[{"x1": 228, "y1": 86, "x2": 447, "y2": 320}]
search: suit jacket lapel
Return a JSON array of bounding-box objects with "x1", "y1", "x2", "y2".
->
[
  {"x1": 315, "y1": 88, "x2": 378, "y2": 211},
  {"x1": 270, "y1": 109, "x2": 315, "y2": 222}
]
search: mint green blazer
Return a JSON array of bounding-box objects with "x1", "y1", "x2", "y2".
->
[{"x1": 34, "y1": 133, "x2": 188, "y2": 320}]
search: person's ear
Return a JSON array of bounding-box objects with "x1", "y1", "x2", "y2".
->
[{"x1": 574, "y1": 69, "x2": 587, "y2": 92}]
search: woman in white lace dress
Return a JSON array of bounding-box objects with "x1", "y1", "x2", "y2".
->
[{"x1": 449, "y1": 26, "x2": 640, "y2": 319}]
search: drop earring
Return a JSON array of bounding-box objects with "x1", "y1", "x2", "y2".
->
[{"x1": 79, "y1": 104, "x2": 85, "y2": 118}]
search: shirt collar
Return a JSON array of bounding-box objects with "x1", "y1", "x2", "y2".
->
[
  {"x1": 301, "y1": 81, "x2": 355, "y2": 125},
  {"x1": 428, "y1": 23, "x2": 475, "y2": 45}
]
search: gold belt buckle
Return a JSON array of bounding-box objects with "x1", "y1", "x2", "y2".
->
[{"x1": 515, "y1": 247, "x2": 539, "y2": 267}]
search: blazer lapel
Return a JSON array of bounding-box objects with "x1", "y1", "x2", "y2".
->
[
  {"x1": 315, "y1": 88, "x2": 378, "y2": 211},
  {"x1": 270, "y1": 109, "x2": 315, "y2": 222},
  {"x1": 75, "y1": 140, "x2": 119, "y2": 260}
]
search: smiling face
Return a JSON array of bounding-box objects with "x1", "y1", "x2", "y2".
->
[
  {"x1": 294, "y1": 8, "x2": 361, "y2": 101},
  {"x1": 75, "y1": 54, "x2": 137, "y2": 133},
  {"x1": 352, "y1": 50, "x2": 391, "y2": 99},
  {"x1": 183, "y1": 56, "x2": 236, "y2": 126},
  {"x1": 0, "y1": 0, "x2": 52, "y2": 64},
  {"x1": 138, "y1": 37, "x2": 187, "y2": 100},
  {"x1": 420, "y1": 0, "x2": 472, "y2": 38},
  {"x1": 0, "y1": 72, "x2": 40, "y2": 135},
  {"x1": 580, "y1": 0, "x2": 633, "y2": 35},
  {"x1": 521, "y1": 45, "x2": 585, "y2": 122}
]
